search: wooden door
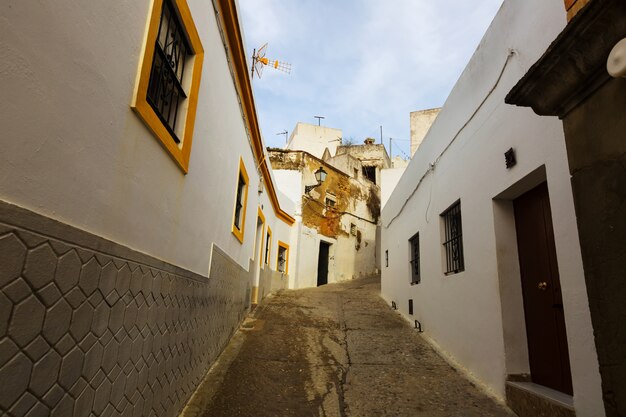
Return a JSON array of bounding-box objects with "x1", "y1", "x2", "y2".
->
[
  {"x1": 514, "y1": 183, "x2": 573, "y2": 395},
  {"x1": 317, "y1": 242, "x2": 329, "y2": 286}
]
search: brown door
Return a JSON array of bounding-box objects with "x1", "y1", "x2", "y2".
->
[{"x1": 514, "y1": 183, "x2": 573, "y2": 395}]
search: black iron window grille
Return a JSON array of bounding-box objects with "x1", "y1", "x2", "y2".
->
[
  {"x1": 234, "y1": 174, "x2": 246, "y2": 230},
  {"x1": 409, "y1": 233, "x2": 420, "y2": 284},
  {"x1": 264, "y1": 232, "x2": 270, "y2": 264},
  {"x1": 278, "y1": 247, "x2": 287, "y2": 272},
  {"x1": 146, "y1": 0, "x2": 190, "y2": 144},
  {"x1": 441, "y1": 201, "x2": 464, "y2": 274}
]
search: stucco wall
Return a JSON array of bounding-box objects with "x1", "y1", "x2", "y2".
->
[
  {"x1": 381, "y1": 168, "x2": 407, "y2": 209},
  {"x1": 381, "y1": 0, "x2": 603, "y2": 415},
  {"x1": 286, "y1": 123, "x2": 343, "y2": 159},
  {"x1": 410, "y1": 108, "x2": 441, "y2": 156},
  {"x1": 0, "y1": 0, "x2": 292, "y2": 277}
]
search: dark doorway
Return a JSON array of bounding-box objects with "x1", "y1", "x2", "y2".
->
[
  {"x1": 514, "y1": 183, "x2": 573, "y2": 395},
  {"x1": 317, "y1": 242, "x2": 330, "y2": 286}
]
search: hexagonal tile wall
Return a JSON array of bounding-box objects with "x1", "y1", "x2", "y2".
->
[{"x1": 0, "y1": 219, "x2": 250, "y2": 417}]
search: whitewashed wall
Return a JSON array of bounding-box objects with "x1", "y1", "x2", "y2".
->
[
  {"x1": 286, "y1": 123, "x2": 343, "y2": 159},
  {"x1": 0, "y1": 0, "x2": 293, "y2": 276},
  {"x1": 381, "y1": 168, "x2": 407, "y2": 209},
  {"x1": 381, "y1": 0, "x2": 603, "y2": 415}
]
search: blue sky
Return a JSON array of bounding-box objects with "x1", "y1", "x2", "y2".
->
[{"x1": 240, "y1": 0, "x2": 504, "y2": 158}]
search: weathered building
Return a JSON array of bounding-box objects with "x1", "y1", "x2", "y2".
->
[
  {"x1": 0, "y1": 0, "x2": 295, "y2": 416},
  {"x1": 381, "y1": 0, "x2": 605, "y2": 416},
  {"x1": 269, "y1": 149, "x2": 379, "y2": 288},
  {"x1": 410, "y1": 108, "x2": 441, "y2": 156},
  {"x1": 285, "y1": 122, "x2": 343, "y2": 159}
]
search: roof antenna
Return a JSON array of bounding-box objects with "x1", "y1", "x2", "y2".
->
[
  {"x1": 276, "y1": 130, "x2": 288, "y2": 144},
  {"x1": 314, "y1": 116, "x2": 325, "y2": 126},
  {"x1": 251, "y1": 43, "x2": 291, "y2": 79}
]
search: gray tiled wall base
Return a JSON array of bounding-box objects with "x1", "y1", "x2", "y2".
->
[{"x1": 0, "y1": 201, "x2": 251, "y2": 417}]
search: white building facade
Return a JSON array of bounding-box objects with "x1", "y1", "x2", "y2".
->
[
  {"x1": 381, "y1": 1, "x2": 604, "y2": 416},
  {"x1": 0, "y1": 0, "x2": 295, "y2": 416}
]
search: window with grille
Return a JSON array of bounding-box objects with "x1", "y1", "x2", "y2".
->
[
  {"x1": 264, "y1": 228, "x2": 271, "y2": 265},
  {"x1": 277, "y1": 242, "x2": 289, "y2": 273},
  {"x1": 409, "y1": 233, "x2": 420, "y2": 284},
  {"x1": 131, "y1": 0, "x2": 204, "y2": 173},
  {"x1": 146, "y1": 0, "x2": 190, "y2": 143},
  {"x1": 231, "y1": 158, "x2": 249, "y2": 243},
  {"x1": 441, "y1": 201, "x2": 464, "y2": 274},
  {"x1": 234, "y1": 174, "x2": 246, "y2": 230}
]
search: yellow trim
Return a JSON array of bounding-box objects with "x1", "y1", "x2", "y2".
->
[
  {"x1": 265, "y1": 227, "x2": 272, "y2": 266},
  {"x1": 251, "y1": 286, "x2": 259, "y2": 305},
  {"x1": 214, "y1": 0, "x2": 295, "y2": 225},
  {"x1": 231, "y1": 157, "x2": 249, "y2": 243},
  {"x1": 277, "y1": 240, "x2": 290, "y2": 275},
  {"x1": 131, "y1": 0, "x2": 204, "y2": 174}
]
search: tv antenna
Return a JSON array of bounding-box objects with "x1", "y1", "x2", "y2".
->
[
  {"x1": 251, "y1": 43, "x2": 292, "y2": 79},
  {"x1": 276, "y1": 130, "x2": 288, "y2": 144},
  {"x1": 314, "y1": 116, "x2": 325, "y2": 126}
]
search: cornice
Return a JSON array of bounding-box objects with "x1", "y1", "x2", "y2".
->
[
  {"x1": 215, "y1": 0, "x2": 295, "y2": 225},
  {"x1": 505, "y1": 0, "x2": 626, "y2": 118}
]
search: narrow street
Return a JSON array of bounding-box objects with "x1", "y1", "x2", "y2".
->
[{"x1": 182, "y1": 275, "x2": 515, "y2": 417}]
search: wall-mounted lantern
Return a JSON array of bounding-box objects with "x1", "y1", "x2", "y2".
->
[{"x1": 305, "y1": 166, "x2": 328, "y2": 194}]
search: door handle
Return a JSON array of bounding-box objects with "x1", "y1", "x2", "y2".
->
[{"x1": 538, "y1": 281, "x2": 548, "y2": 290}]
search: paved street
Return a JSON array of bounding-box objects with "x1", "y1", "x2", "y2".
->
[{"x1": 182, "y1": 275, "x2": 515, "y2": 417}]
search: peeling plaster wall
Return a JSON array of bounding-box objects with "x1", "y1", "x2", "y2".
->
[{"x1": 270, "y1": 151, "x2": 379, "y2": 288}]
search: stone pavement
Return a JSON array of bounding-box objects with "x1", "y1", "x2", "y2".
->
[{"x1": 181, "y1": 275, "x2": 516, "y2": 417}]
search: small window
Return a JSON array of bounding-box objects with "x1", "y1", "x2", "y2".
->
[
  {"x1": 385, "y1": 250, "x2": 388, "y2": 267},
  {"x1": 441, "y1": 200, "x2": 464, "y2": 274},
  {"x1": 350, "y1": 223, "x2": 357, "y2": 236},
  {"x1": 232, "y1": 158, "x2": 249, "y2": 243},
  {"x1": 264, "y1": 227, "x2": 272, "y2": 265},
  {"x1": 325, "y1": 198, "x2": 336, "y2": 208},
  {"x1": 131, "y1": 0, "x2": 204, "y2": 173},
  {"x1": 362, "y1": 166, "x2": 376, "y2": 184},
  {"x1": 409, "y1": 233, "x2": 420, "y2": 284},
  {"x1": 277, "y1": 241, "x2": 289, "y2": 274},
  {"x1": 353, "y1": 168, "x2": 359, "y2": 179}
]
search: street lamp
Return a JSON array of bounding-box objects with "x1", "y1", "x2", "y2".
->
[{"x1": 305, "y1": 166, "x2": 328, "y2": 194}]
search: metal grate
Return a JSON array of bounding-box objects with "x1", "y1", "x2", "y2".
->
[
  {"x1": 442, "y1": 201, "x2": 464, "y2": 274},
  {"x1": 409, "y1": 233, "x2": 420, "y2": 284},
  {"x1": 264, "y1": 232, "x2": 270, "y2": 264},
  {"x1": 234, "y1": 174, "x2": 246, "y2": 230},
  {"x1": 277, "y1": 247, "x2": 287, "y2": 272},
  {"x1": 146, "y1": 0, "x2": 190, "y2": 143}
]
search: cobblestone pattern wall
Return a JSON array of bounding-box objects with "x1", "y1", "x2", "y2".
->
[{"x1": 0, "y1": 201, "x2": 250, "y2": 417}]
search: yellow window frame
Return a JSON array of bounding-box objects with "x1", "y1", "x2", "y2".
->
[
  {"x1": 131, "y1": 0, "x2": 204, "y2": 174},
  {"x1": 277, "y1": 240, "x2": 290, "y2": 274},
  {"x1": 231, "y1": 157, "x2": 249, "y2": 243}
]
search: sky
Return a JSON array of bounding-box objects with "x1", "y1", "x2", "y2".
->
[{"x1": 239, "y1": 0, "x2": 504, "y2": 158}]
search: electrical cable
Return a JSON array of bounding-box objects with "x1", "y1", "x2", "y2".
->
[{"x1": 384, "y1": 49, "x2": 518, "y2": 229}]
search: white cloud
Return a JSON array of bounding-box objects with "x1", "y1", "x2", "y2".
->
[{"x1": 240, "y1": 0, "x2": 503, "y2": 153}]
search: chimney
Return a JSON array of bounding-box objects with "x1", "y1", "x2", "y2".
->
[{"x1": 364, "y1": 138, "x2": 375, "y2": 145}]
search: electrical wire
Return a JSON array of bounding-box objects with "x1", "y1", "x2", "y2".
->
[{"x1": 384, "y1": 49, "x2": 518, "y2": 229}]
